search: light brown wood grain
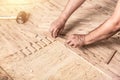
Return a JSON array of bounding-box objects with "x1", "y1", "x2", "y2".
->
[{"x1": 0, "y1": 0, "x2": 120, "y2": 80}]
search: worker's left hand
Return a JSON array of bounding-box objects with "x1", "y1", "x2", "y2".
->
[{"x1": 66, "y1": 34, "x2": 85, "y2": 48}]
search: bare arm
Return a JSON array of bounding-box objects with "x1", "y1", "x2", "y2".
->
[
  {"x1": 59, "y1": 0, "x2": 86, "y2": 21},
  {"x1": 50, "y1": 0, "x2": 86, "y2": 38},
  {"x1": 66, "y1": 0, "x2": 120, "y2": 48},
  {"x1": 85, "y1": 0, "x2": 120, "y2": 45}
]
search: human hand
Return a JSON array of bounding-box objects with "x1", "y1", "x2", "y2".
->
[
  {"x1": 49, "y1": 18, "x2": 66, "y2": 38},
  {"x1": 66, "y1": 34, "x2": 85, "y2": 48}
]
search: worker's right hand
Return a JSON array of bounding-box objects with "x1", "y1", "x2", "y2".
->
[
  {"x1": 66, "y1": 34, "x2": 85, "y2": 48},
  {"x1": 49, "y1": 18, "x2": 66, "y2": 38}
]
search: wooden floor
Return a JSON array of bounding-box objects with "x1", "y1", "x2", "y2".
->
[{"x1": 0, "y1": 0, "x2": 120, "y2": 80}]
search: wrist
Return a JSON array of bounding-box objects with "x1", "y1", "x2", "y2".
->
[
  {"x1": 78, "y1": 34, "x2": 86, "y2": 46},
  {"x1": 59, "y1": 13, "x2": 69, "y2": 22},
  {"x1": 84, "y1": 34, "x2": 91, "y2": 45}
]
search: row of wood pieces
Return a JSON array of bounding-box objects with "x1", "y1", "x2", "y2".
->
[{"x1": 4, "y1": 36, "x2": 56, "y2": 62}]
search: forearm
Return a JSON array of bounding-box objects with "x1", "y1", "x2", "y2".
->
[
  {"x1": 84, "y1": 0, "x2": 120, "y2": 45},
  {"x1": 59, "y1": 0, "x2": 86, "y2": 22},
  {"x1": 84, "y1": 19, "x2": 120, "y2": 45}
]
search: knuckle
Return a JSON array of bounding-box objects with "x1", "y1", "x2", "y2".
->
[{"x1": 71, "y1": 35, "x2": 75, "y2": 38}]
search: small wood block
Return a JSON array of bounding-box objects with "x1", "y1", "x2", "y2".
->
[
  {"x1": 39, "y1": 39, "x2": 47, "y2": 47},
  {"x1": 35, "y1": 41, "x2": 42, "y2": 50},
  {"x1": 29, "y1": 42, "x2": 38, "y2": 53}
]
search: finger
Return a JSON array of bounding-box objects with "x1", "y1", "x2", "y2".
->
[
  {"x1": 59, "y1": 27, "x2": 64, "y2": 34},
  {"x1": 56, "y1": 29, "x2": 61, "y2": 37},
  {"x1": 58, "y1": 27, "x2": 64, "y2": 36},
  {"x1": 53, "y1": 29, "x2": 58, "y2": 38},
  {"x1": 73, "y1": 44, "x2": 77, "y2": 48},
  {"x1": 66, "y1": 40, "x2": 71, "y2": 44},
  {"x1": 71, "y1": 34, "x2": 75, "y2": 39},
  {"x1": 50, "y1": 29, "x2": 54, "y2": 38},
  {"x1": 68, "y1": 42, "x2": 74, "y2": 46}
]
